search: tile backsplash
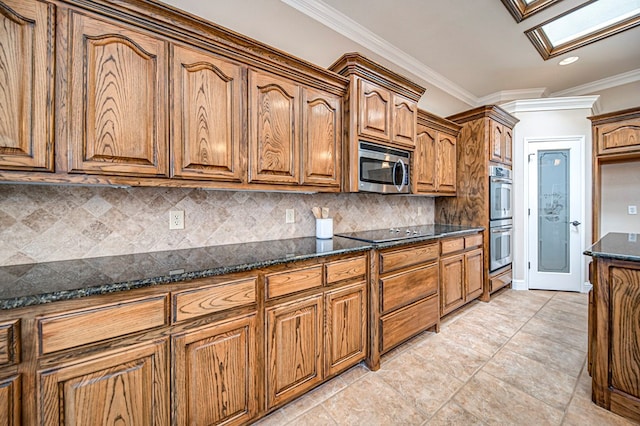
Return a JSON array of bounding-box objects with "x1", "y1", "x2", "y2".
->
[{"x1": 0, "y1": 184, "x2": 434, "y2": 266}]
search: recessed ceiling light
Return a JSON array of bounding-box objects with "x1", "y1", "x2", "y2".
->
[{"x1": 559, "y1": 56, "x2": 579, "y2": 65}]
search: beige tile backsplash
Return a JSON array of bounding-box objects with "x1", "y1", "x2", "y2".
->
[{"x1": 0, "y1": 184, "x2": 434, "y2": 266}]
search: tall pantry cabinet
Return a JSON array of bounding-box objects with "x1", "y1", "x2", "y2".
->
[{"x1": 436, "y1": 105, "x2": 518, "y2": 302}]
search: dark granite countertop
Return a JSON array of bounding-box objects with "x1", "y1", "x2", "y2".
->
[
  {"x1": 584, "y1": 232, "x2": 640, "y2": 262},
  {"x1": 0, "y1": 224, "x2": 482, "y2": 310}
]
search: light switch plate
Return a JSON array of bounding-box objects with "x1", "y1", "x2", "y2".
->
[{"x1": 628, "y1": 205, "x2": 638, "y2": 215}]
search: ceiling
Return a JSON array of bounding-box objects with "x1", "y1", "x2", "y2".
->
[{"x1": 161, "y1": 0, "x2": 640, "y2": 116}]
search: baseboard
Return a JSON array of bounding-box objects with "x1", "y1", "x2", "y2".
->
[
  {"x1": 582, "y1": 281, "x2": 593, "y2": 293},
  {"x1": 512, "y1": 279, "x2": 528, "y2": 291}
]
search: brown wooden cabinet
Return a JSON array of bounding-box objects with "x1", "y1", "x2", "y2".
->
[
  {"x1": 171, "y1": 44, "x2": 245, "y2": 182},
  {"x1": 329, "y1": 53, "x2": 425, "y2": 191},
  {"x1": 302, "y1": 88, "x2": 342, "y2": 188},
  {"x1": 38, "y1": 338, "x2": 169, "y2": 425},
  {"x1": 439, "y1": 236, "x2": 484, "y2": 316},
  {"x1": 0, "y1": 374, "x2": 20, "y2": 425},
  {"x1": 489, "y1": 120, "x2": 512, "y2": 166},
  {"x1": 266, "y1": 294, "x2": 323, "y2": 409},
  {"x1": 589, "y1": 107, "x2": 640, "y2": 241},
  {"x1": 370, "y1": 241, "x2": 440, "y2": 368},
  {"x1": 415, "y1": 110, "x2": 460, "y2": 195},
  {"x1": 437, "y1": 106, "x2": 518, "y2": 301},
  {"x1": 325, "y1": 281, "x2": 367, "y2": 377},
  {"x1": 0, "y1": 0, "x2": 54, "y2": 172},
  {"x1": 358, "y1": 80, "x2": 392, "y2": 141},
  {"x1": 173, "y1": 313, "x2": 257, "y2": 426},
  {"x1": 249, "y1": 70, "x2": 300, "y2": 185},
  {"x1": 67, "y1": 11, "x2": 168, "y2": 177},
  {"x1": 589, "y1": 255, "x2": 640, "y2": 423}
]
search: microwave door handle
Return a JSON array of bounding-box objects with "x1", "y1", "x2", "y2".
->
[{"x1": 393, "y1": 159, "x2": 406, "y2": 191}]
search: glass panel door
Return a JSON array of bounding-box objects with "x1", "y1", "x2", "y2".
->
[{"x1": 538, "y1": 150, "x2": 569, "y2": 273}]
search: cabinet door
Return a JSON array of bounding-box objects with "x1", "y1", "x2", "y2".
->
[
  {"x1": 437, "y1": 133, "x2": 457, "y2": 193},
  {"x1": 171, "y1": 44, "x2": 244, "y2": 182},
  {"x1": 392, "y1": 94, "x2": 417, "y2": 147},
  {"x1": 173, "y1": 314, "x2": 257, "y2": 426},
  {"x1": 465, "y1": 248, "x2": 484, "y2": 301},
  {"x1": 440, "y1": 254, "x2": 465, "y2": 316},
  {"x1": 325, "y1": 282, "x2": 366, "y2": 377},
  {"x1": 0, "y1": 374, "x2": 20, "y2": 425},
  {"x1": 489, "y1": 120, "x2": 504, "y2": 163},
  {"x1": 38, "y1": 339, "x2": 168, "y2": 425},
  {"x1": 68, "y1": 12, "x2": 168, "y2": 177},
  {"x1": 358, "y1": 79, "x2": 391, "y2": 141},
  {"x1": 415, "y1": 123, "x2": 436, "y2": 193},
  {"x1": 249, "y1": 70, "x2": 300, "y2": 184},
  {"x1": 302, "y1": 87, "x2": 341, "y2": 188},
  {"x1": 0, "y1": 0, "x2": 54, "y2": 172},
  {"x1": 503, "y1": 127, "x2": 513, "y2": 165},
  {"x1": 266, "y1": 294, "x2": 322, "y2": 409},
  {"x1": 596, "y1": 119, "x2": 640, "y2": 156}
]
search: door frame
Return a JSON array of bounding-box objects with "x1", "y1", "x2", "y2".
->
[{"x1": 523, "y1": 135, "x2": 589, "y2": 292}]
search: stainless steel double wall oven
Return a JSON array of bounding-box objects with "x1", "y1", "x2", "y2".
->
[{"x1": 489, "y1": 166, "x2": 513, "y2": 271}]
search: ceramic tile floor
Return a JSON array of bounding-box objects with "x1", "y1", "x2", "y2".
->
[{"x1": 254, "y1": 288, "x2": 640, "y2": 426}]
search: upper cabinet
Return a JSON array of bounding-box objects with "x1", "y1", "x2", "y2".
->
[
  {"x1": 0, "y1": 0, "x2": 54, "y2": 172},
  {"x1": 489, "y1": 120, "x2": 513, "y2": 166},
  {"x1": 171, "y1": 44, "x2": 245, "y2": 183},
  {"x1": 329, "y1": 53, "x2": 424, "y2": 192},
  {"x1": 67, "y1": 11, "x2": 168, "y2": 177},
  {"x1": 0, "y1": 0, "x2": 348, "y2": 191},
  {"x1": 249, "y1": 70, "x2": 300, "y2": 185},
  {"x1": 414, "y1": 110, "x2": 460, "y2": 195}
]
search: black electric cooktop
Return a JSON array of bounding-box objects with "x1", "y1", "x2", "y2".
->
[{"x1": 335, "y1": 224, "x2": 472, "y2": 244}]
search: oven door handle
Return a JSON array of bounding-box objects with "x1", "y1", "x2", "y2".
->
[
  {"x1": 491, "y1": 178, "x2": 512, "y2": 184},
  {"x1": 491, "y1": 228, "x2": 512, "y2": 234}
]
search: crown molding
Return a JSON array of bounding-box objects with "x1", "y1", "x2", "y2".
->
[
  {"x1": 501, "y1": 95, "x2": 600, "y2": 113},
  {"x1": 477, "y1": 88, "x2": 549, "y2": 106},
  {"x1": 550, "y1": 68, "x2": 640, "y2": 97},
  {"x1": 281, "y1": 0, "x2": 478, "y2": 106}
]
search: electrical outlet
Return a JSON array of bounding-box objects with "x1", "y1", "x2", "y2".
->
[
  {"x1": 169, "y1": 210, "x2": 185, "y2": 230},
  {"x1": 285, "y1": 209, "x2": 295, "y2": 224},
  {"x1": 628, "y1": 205, "x2": 638, "y2": 215}
]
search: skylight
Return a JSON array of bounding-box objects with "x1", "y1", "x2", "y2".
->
[
  {"x1": 500, "y1": 0, "x2": 564, "y2": 22},
  {"x1": 525, "y1": 0, "x2": 640, "y2": 59}
]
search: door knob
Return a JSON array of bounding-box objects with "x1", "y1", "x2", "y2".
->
[{"x1": 571, "y1": 220, "x2": 581, "y2": 227}]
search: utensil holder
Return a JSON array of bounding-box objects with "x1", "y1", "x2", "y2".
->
[{"x1": 316, "y1": 218, "x2": 333, "y2": 239}]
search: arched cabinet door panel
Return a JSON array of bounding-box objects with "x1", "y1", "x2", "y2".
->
[
  {"x1": 415, "y1": 124, "x2": 437, "y2": 192},
  {"x1": 249, "y1": 70, "x2": 300, "y2": 184},
  {"x1": 0, "y1": 0, "x2": 54, "y2": 172},
  {"x1": 358, "y1": 79, "x2": 391, "y2": 141},
  {"x1": 68, "y1": 12, "x2": 168, "y2": 177},
  {"x1": 392, "y1": 94, "x2": 416, "y2": 147},
  {"x1": 171, "y1": 44, "x2": 244, "y2": 182}
]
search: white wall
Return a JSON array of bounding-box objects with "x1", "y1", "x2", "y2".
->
[
  {"x1": 601, "y1": 162, "x2": 640, "y2": 235},
  {"x1": 503, "y1": 97, "x2": 598, "y2": 291}
]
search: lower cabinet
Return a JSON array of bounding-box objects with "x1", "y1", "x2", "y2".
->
[
  {"x1": 173, "y1": 314, "x2": 257, "y2": 426},
  {"x1": 325, "y1": 281, "x2": 367, "y2": 377},
  {"x1": 266, "y1": 295, "x2": 323, "y2": 409},
  {"x1": 439, "y1": 236, "x2": 484, "y2": 316},
  {"x1": 0, "y1": 374, "x2": 20, "y2": 425},
  {"x1": 38, "y1": 339, "x2": 169, "y2": 425}
]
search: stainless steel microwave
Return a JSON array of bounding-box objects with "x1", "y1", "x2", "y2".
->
[{"x1": 358, "y1": 141, "x2": 410, "y2": 194}]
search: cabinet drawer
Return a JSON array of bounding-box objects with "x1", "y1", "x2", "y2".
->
[
  {"x1": 380, "y1": 243, "x2": 438, "y2": 274},
  {"x1": 38, "y1": 295, "x2": 168, "y2": 354},
  {"x1": 464, "y1": 234, "x2": 483, "y2": 249},
  {"x1": 0, "y1": 320, "x2": 19, "y2": 366},
  {"x1": 172, "y1": 277, "x2": 257, "y2": 322},
  {"x1": 265, "y1": 266, "x2": 323, "y2": 299},
  {"x1": 380, "y1": 264, "x2": 438, "y2": 314},
  {"x1": 380, "y1": 295, "x2": 438, "y2": 353},
  {"x1": 326, "y1": 256, "x2": 367, "y2": 285},
  {"x1": 490, "y1": 268, "x2": 512, "y2": 293},
  {"x1": 440, "y1": 238, "x2": 464, "y2": 255}
]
